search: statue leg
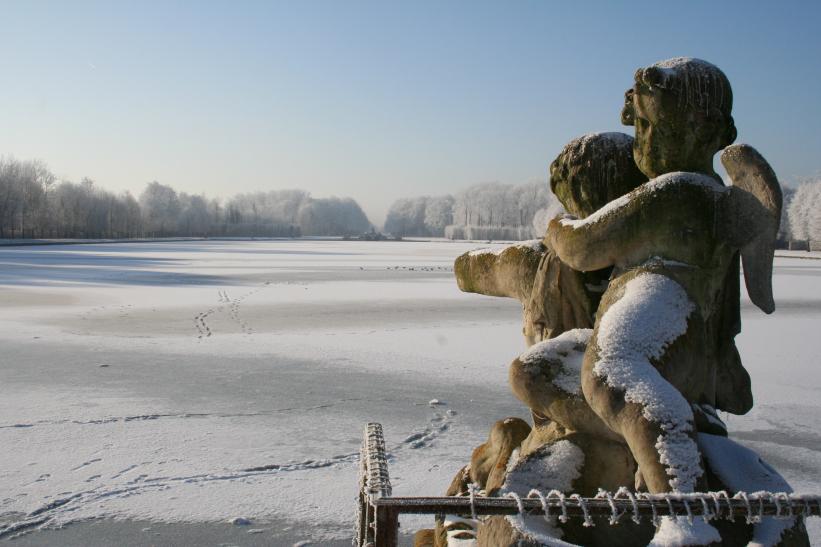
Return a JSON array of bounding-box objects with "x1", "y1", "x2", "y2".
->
[
  {"x1": 581, "y1": 329, "x2": 704, "y2": 493},
  {"x1": 508, "y1": 336, "x2": 623, "y2": 443}
]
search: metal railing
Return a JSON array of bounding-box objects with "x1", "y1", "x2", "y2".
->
[{"x1": 354, "y1": 422, "x2": 821, "y2": 547}]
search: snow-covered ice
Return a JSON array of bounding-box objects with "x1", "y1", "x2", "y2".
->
[{"x1": 0, "y1": 241, "x2": 819, "y2": 544}]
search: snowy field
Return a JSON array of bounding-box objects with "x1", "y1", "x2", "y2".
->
[{"x1": 0, "y1": 240, "x2": 819, "y2": 545}]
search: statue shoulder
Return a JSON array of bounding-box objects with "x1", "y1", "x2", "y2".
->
[{"x1": 635, "y1": 172, "x2": 729, "y2": 211}]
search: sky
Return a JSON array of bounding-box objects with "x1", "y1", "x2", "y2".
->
[{"x1": 1, "y1": 1, "x2": 820, "y2": 226}]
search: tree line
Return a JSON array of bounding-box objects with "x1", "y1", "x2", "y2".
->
[
  {"x1": 0, "y1": 157, "x2": 372, "y2": 239},
  {"x1": 384, "y1": 180, "x2": 563, "y2": 240},
  {"x1": 385, "y1": 177, "x2": 821, "y2": 245},
  {"x1": 3, "y1": 153, "x2": 818, "y2": 244}
]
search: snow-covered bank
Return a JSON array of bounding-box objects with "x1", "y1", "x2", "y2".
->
[{"x1": 0, "y1": 240, "x2": 819, "y2": 544}]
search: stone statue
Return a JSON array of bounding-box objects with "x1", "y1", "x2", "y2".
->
[
  {"x1": 454, "y1": 132, "x2": 647, "y2": 347},
  {"x1": 546, "y1": 58, "x2": 775, "y2": 495},
  {"x1": 419, "y1": 133, "x2": 657, "y2": 546},
  {"x1": 416, "y1": 58, "x2": 809, "y2": 546}
]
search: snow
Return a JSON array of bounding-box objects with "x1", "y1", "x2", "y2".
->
[
  {"x1": 593, "y1": 273, "x2": 700, "y2": 491},
  {"x1": 467, "y1": 247, "x2": 503, "y2": 256},
  {"x1": 442, "y1": 515, "x2": 478, "y2": 546},
  {"x1": 693, "y1": 404, "x2": 726, "y2": 433},
  {"x1": 559, "y1": 171, "x2": 726, "y2": 230},
  {"x1": 501, "y1": 440, "x2": 584, "y2": 544},
  {"x1": 502, "y1": 440, "x2": 584, "y2": 496},
  {"x1": 648, "y1": 516, "x2": 721, "y2": 547},
  {"x1": 698, "y1": 433, "x2": 795, "y2": 546},
  {"x1": 0, "y1": 241, "x2": 819, "y2": 543},
  {"x1": 557, "y1": 132, "x2": 634, "y2": 178},
  {"x1": 467, "y1": 238, "x2": 544, "y2": 257},
  {"x1": 569, "y1": 131, "x2": 633, "y2": 149},
  {"x1": 649, "y1": 57, "x2": 730, "y2": 113},
  {"x1": 517, "y1": 329, "x2": 592, "y2": 396}
]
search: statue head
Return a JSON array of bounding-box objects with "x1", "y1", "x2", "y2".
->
[
  {"x1": 549, "y1": 132, "x2": 647, "y2": 218},
  {"x1": 622, "y1": 57, "x2": 737, "y2": 179}
]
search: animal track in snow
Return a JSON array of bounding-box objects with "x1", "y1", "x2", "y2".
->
[
  {"x1": 0, "y1": 399, "x2": 368, "y2": 430},
  {"x1": 71, "y1": 459, "x2": 101, "y2": 472},
  {"x1": 194, "y1": 282, "x2": 275, "y2": 338},
  {"x1": 193, "y1": 308, "x2": 215, "y2": 338},
  {"x1": 0, "y1": 402, "x2": 451, "y2": 540},
  {"x1": 397, "y1": 411, "x2": 454, "y2": 450}
]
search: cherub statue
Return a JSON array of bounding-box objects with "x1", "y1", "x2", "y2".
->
[
  {"x1": 543, "y1": 58, "x2": 811, "y2": 545},
  {"x1": 416, "y1": 133, "x2": 656, "y2": 547},
  {"x1": 454, "y1": 131, "x2": 647, "y2": 347},
  {"x1": 547, "y1": 58, "x2": 778, "y2": 495},
  {"x1": 419, "y1": 59, "x2": 809, "y2": 547}
]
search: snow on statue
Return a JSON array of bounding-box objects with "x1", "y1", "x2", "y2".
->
[{"x1": 415, "y1": 58, "x2": 810, "y2": 547}]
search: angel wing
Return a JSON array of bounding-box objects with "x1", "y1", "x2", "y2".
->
[{"x1": 721, "y1": 144, "x2": 782, "y2": 314}]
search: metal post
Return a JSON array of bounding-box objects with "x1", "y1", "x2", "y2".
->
[
  {"x1": 356, "y1": 423, "x2": 393, "y2": 546},
  {"x1": 374, "y1": 506, "x2": 399, "y2": 547}
]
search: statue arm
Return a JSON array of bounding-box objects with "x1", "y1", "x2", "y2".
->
[
  {"x1": 454, "y1": 242, "x2": 545, "y2": 301},
  {"x1": 546, "y1": 209, "x2": 636, "y2": 272},
  {"x1": 547, "y1": 176, "x2": 721, "y2": 273}
]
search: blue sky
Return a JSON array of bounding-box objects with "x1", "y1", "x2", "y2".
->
[{"x1": 2, "y1": 1, "x2": 819, "y2": 224}]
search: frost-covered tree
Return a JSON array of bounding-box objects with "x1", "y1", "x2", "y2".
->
[
  {"x1": 223, "y1": 190, "x2": 311, "y2": 236},
  {"x1": 787, "y1": 178, "x2": 821, "y2": 243},
  {"x1": 531, "y1": 200, "x2": 566, "y2": 238},
  {"x1": 383, "y1": 194, "x2": 456, "y2": 237},
  {"x1": 0, "y1": 155, "x2": 372, "y2": 239},
  {"x1": 384, "y1": 197, "x2": 428, "y2": 236},
  {"x1": 139, "y1": 181, "x2": 180, "y2": 237},
  {"x1": 424, "y1": 195, "x2": 455, "y2": 236},
  {"x1": 178, "y1": 193, "x2": 211, "y2": 237},
  {"x1": 296, "y1": 197, "x2": 371, "y2": 236},
  {"x1": 0, "y1": 157, "x2": 55, "y2": 238},
  {"x1": 778, "y1": 185, "x2": 794, "y2": 242},
  {"x1": 445, "y1": 180, "x2": 558, "y2": 240}
]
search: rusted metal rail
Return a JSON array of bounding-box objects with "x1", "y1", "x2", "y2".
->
[{"x1": 354, "y1": 422, "x2": 821, "y2": 546}]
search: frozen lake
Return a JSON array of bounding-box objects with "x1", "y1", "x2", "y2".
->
[{"x1": 0, "y1": 240, "x2": 820, "y2": 545}]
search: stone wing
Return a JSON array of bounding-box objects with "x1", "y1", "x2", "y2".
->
[{"x1": 721, "y1": 144, "x2": 782, "y2": 314}]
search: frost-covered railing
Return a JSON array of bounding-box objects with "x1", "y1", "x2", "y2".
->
[
  {"x1": 354, "y1": 423, "x2": 821, "y2": 547},
  {"x1": 357, "y1": 423, "x2": 393, "y2": 546}
]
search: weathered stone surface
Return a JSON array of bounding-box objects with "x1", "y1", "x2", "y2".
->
[
  {"x1": 546, "y1": 162, "x2": 784, "y2": 496},
  {"x1": 623, "y1": 57, "x2": 736, "y2": 180},
  {"x1": 509, "y1": 330, "x2": 620, "y2": 442},
  {"x1": 455, "y1": 132, "x2": 644, "y2": 346},
  {"x1": 470, "y1": 417, "x2": 532, "y2": 494},
  {"x1": 722, "y1": 143, "x2": 783, "y2": 314},
  {"x1": 413, "y1": 418, "x2": 532, "y2": 547},
  {"x1": 550, "y1": 132, "x2": 648, "y2": 218},
  {"x1": 454, "y1": 242, "x2": 544, "y2": 302},
  {"x1": 431, "y1": 58, "x2": 807, "y2": 546}
]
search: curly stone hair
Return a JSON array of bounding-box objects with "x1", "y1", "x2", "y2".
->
[{"x1": 549, "y1": 132, "x2": 648, "y2": 218}]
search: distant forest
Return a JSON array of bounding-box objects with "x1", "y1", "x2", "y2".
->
[
  {"x1": 2, "y1": 155, "x2": 820, "y2": 245},
  {"x1": 386, "y1": 177, "x2": 821, "y2": 246},
  {"x1": 384, "y1": 181, "x2": 564, "y2": 241},
  {"x1": 0, "y1": 157, "x2": 371, "y2": 239}
]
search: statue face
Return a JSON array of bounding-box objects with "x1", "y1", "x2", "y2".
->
[
  {"x1": 623, "y1": 77, "x2": 698, "y2": 178},
  {"x1": 622, "y1": 64, "x2": 734, "y2": 179}
]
